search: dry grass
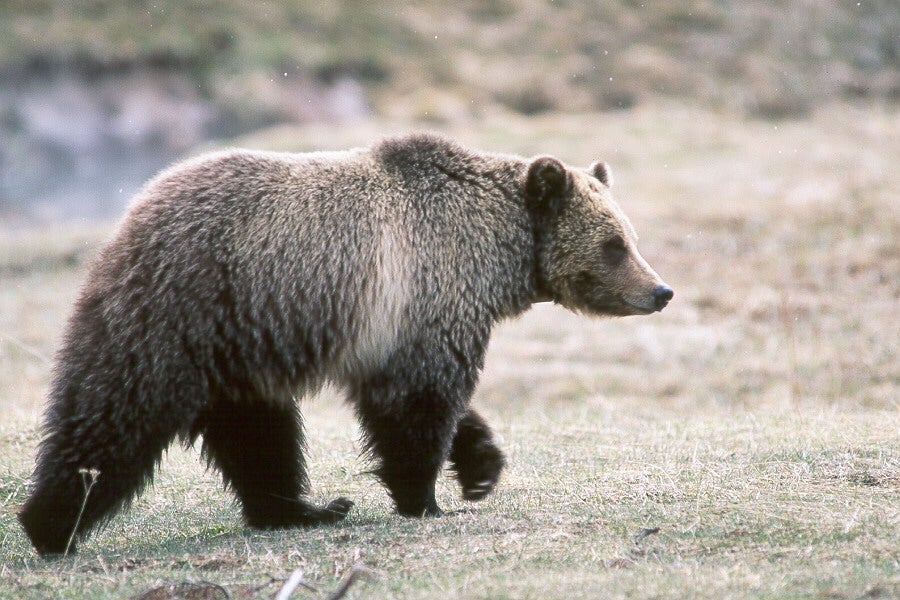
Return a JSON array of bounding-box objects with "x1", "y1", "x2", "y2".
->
[{"x1": 1, "y1": 103, "x2": 898, "y2": 597}]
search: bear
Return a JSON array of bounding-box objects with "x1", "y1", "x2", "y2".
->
[{"x1": 18, "y1": 132, "x2": 672, "y2": 556}]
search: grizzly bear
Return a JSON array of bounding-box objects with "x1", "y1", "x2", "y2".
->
[{"x1": 19, "y1": 133, "x2": 672, "y2": 556}]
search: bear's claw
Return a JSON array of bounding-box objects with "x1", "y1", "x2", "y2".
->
[
  {"x1": 322, "y1": 497, "x2": 355, "y2": 521},
  {"x1": 461, "y1": 479, "x2": 496, "y2": 501}
]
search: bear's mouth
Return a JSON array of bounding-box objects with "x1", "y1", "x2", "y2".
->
[
  {"x1": 597, "y1": 297, "x2": 655, "y2": 316},
  {"x1": 620, "y1": 298, "x2": 657, "y2": 315},
  {"x1": 562, "y1": 272, "x2": 655, "y2": 316}
]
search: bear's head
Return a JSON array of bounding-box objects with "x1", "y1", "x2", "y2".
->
[{"x1": 526, "y1": 156, "x2": 673, "y2": 316}]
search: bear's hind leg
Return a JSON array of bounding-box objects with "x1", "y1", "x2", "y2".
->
[
  {"x1": 19, "y1": 384, "x2": 187, "y2": 556},
  {"x1": 199, "y1": 396, "x2": 352, "y2": 528},
  {"x1": 450, "y1": 409, "x2": 505, "y2": 501}
]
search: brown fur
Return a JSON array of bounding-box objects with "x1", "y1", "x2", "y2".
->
[{"x1": 19, "y1": 133, "x2": 671, "y2": 556}]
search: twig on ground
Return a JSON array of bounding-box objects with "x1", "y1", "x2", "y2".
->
[
  {"x1": 131, "y1": 581, "x2": 228, "y2": 600},
  {"x1": 246, "y1": 574, "x2": 317, "y2": 597},
  {"x1": 275, "y1": 569, "x2": 306, "y2": 600},
  {"x1": 325, "y1": 563, "x2": 374, "y2": 600},
  {"x1": 633, "y1": 527, "x2": 660, "y2": 543}
]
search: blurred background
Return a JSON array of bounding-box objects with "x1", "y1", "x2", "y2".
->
[
  {"x1": 0, "y1": 0, "x2": 897, "y2": 223},
  {"x1": 0, "y1": 1, "x2": 897, "y2": 419}
]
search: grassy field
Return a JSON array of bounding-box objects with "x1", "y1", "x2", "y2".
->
[{"x1": 1, "y1": 103, "x2": 898, "y2": 598}]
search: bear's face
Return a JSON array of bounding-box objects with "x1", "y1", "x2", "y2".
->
[{"x1": 526, "y1": 157, "x2": 673, "y2": 316}]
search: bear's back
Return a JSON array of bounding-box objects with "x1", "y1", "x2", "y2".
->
[{"x1": 86, "y1": 135, "x2": 534, "y2": 392}]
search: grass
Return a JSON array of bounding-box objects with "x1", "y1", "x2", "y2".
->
[
  {"x1": 1, "y1": 102, "x2": 898, "y2": 597},
  {"x1": 2, "y1": 408, "x2": 897, "y2": 598}
]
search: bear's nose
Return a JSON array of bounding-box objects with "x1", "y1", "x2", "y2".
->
[{"x1": 651, "y1": 285, "x2": 674, "y2": 311}]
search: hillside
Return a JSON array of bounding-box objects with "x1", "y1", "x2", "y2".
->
[
  {"x1": 1, "y1": 1, "x2": 897, "y2": 222},
  {"x1": 3, "y1": 1, "x2": 897, "y2": 118}
]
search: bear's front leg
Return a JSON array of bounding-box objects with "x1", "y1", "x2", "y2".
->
[
  {"x1": 352, "y1": 360, "x2": 473, "y2": 517},
  {"x1": 450, "y1": 409, "x2": 506, "y2": 501}
]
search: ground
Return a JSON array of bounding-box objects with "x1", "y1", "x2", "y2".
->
[{"x1": 0, "y1": 103, "x2": 897, "y2": 598}]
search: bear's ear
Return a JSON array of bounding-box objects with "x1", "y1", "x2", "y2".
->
[
  {"x1": 589, "y1": 161, "x2": 614, "y2": 187},
  {"x1": 526, "y1": 156, "x2": 569, "y2": 215}
]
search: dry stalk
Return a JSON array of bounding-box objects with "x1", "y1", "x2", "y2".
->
[{"x1": 64, "y1": 467, "x2": 100, "y2": 558}]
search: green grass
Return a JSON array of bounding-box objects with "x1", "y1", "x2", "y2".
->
[{"x1": 1, "y1": 103, "x2": 898, "y2": 597}]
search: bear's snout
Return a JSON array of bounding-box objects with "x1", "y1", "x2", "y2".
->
[{"x1": 651, "y1": 284, "x2": 674, "y2": 312}]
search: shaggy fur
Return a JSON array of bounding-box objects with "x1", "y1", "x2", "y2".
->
[{"x1": 19, "y1": 133, "x2": 671, "y2": 556}]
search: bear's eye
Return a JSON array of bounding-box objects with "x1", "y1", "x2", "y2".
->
[{"x1": 603, "y1": 235, "x2": 627, "y2": 265}]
